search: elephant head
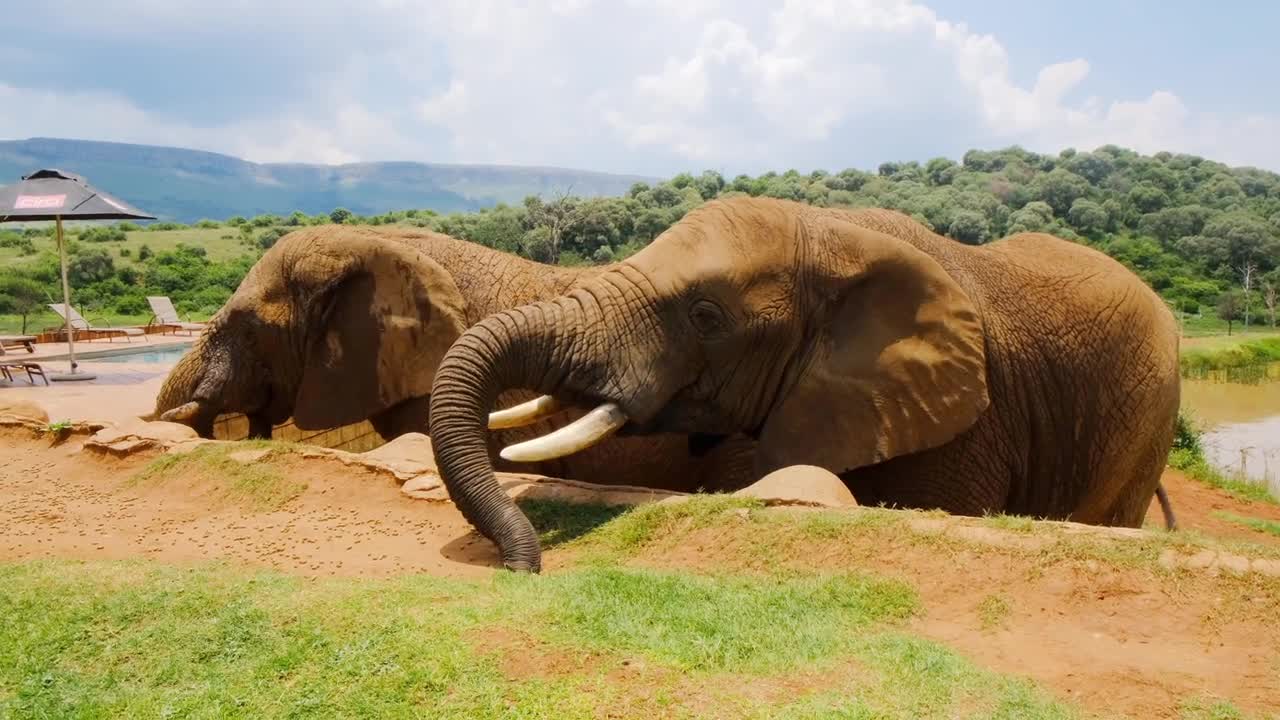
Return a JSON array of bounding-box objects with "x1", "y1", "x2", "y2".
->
[
  {"x1": 154, "y1": 226, "x2": 468, "y2": 438},
  {"x1": 428, "y1": 196, "x2": 991, "y2": 571}
]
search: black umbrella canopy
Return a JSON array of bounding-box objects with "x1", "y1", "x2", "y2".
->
[
  {"x1": 0, "y1": 168, "x2": 156, "y2": 382},
  {"x1": 0, "y1": 168, "x2": 155, "y2": 222}
]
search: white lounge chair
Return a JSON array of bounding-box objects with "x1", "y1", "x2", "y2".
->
[
  {"x1": 46, "y1": 303, "x2": 147, "y2": 343},
  {"x1": 146, "y1": 296, "x2": 206, "y2": 336}
]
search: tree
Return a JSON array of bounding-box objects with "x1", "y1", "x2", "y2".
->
[
  {"x1": 257, "y1": 227, "x2": 286, "y2": 250},
  {"x1": 1127, "y1": 183, "x2": 1168, "y2": 213},
  {"x1": 947, "y1": 210, "x2": 989, "y2": 244},
  {"x1": 1216, "y1": 291, "x2": 1242, "y2": 335},
  {"x1": 925, "y1": 157, "x2": 959, "y2": 186},
  {"x1": 329, "y1": 207, "x2": 353, "y2": 224},
  {"x1": 523, "y1": 191, "x2": 585, "y2": 265},
  {"x1": 1066, "y1": 199, "x2": 1108, "y2": 236},
  {"x1": 1262, "y1": 279, "x2": 1278, "y2": 328},
  {"x1": 1237, "y1": 260, "x2": 1257, "y2": 329},
  {"x1": 0, "y1": 275, "x2": 45, "y2": 333},
  {"x1": 1031, "y1": 168, "x2": 1090, "y2": 214}
]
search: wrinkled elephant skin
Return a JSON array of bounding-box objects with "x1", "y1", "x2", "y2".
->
[
  {"x1": 152, "y1": 224, "x2": 757, "y2": 493},
  {"x1": 427, "y1": 197, "x2": 1182, "y2": 572}
]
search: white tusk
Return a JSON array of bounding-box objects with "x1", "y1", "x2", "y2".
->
[
  {"x1": 499, "y1": 402, "x2": 628, "y2": 463},
  {"x1": 487, "y1": 395, "x2": 564, "y2": 429}
]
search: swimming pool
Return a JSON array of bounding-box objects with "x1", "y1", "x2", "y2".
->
[{"x1": 92, "y1": 344, "x2": 192, "y2": 363}]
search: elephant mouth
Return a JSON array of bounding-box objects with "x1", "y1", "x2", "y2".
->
[{"x1": 486, "y1": 392, "x2": 639, "y2": 463}]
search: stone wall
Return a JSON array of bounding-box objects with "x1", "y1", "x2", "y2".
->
[{"x1": 212, "y1": 413, "x2": 386, "y2": 453}]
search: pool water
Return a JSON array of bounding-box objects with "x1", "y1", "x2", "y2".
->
[{"x1": 94, "y1": 345, "x2": 192, "y2": 363}]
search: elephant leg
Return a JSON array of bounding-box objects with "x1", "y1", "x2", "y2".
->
[{"x1": 247, "y1": 413, "x2": 273, "y2": 440}]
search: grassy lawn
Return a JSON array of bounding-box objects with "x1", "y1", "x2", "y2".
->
[
  {"x1": 3, "y1": 491, "x2": 1278, "y2": 719},
  {"x1": 0, "y1": 310, "x2": 214, "y2": 337},
  {"x1": 0, "y1": 228, "x2": 250, "y2": 270},
  {"x1": 0, "y1": 558, "x2": 1064, "y2": 719}
]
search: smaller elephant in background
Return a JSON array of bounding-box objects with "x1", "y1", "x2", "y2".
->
[
  {"x1": 427, "y1": 196, "x2": 1183, "y2": 572},
  {"x1": 151, "y1": 224, "x2": 757, "y2": 493}
]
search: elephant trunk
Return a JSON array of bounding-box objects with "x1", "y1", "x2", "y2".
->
[
  {"x1": 429, "y1": 283, "x2": 640, "y2": 572},
  {"x1": 153, "y1": 331, "x2": 237, "y2": 438}
]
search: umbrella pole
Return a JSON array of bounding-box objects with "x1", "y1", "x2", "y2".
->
[{"x1": 50, "y1": 216, "x2": 94, "y2": 382}]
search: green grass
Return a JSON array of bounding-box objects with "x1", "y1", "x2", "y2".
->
[
  {"x1": 129, "y1": 440, "x2": 305, "y2": 510},
  {"x1": 3, "y1": 493, "x2": 1278, "y2": 718},
  {"x1": 1213, "y1": 512, "x2": 1280, "y2": 538},
  {"x1": 1177, "y1": 695, "x2": 1274, "y2": 720},
  {"x1": 0, "y1": 559, "x2": 1078, "y2": 720},
  {"x1": 0, "y1": 227, "x2": 251, "y2": 270},
  {"x1": 1180, "y1": 336, "x2": 1280, "y2": 381},
  {"x1": 976, "y1": 594, "x2": 1012, "y2": 632},
  {"x1": 0, "y1": 309, "x2": 213, "y2": 336}
]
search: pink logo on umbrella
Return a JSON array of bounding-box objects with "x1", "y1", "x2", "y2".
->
[{"x1": 14, "y1": 194, "x2": 67, "y2": 209}]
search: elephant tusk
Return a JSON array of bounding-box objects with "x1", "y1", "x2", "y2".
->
[
  {"x1": 487, "y1": 395, "x2": 564, "y2": 429},
  {"x1": 159, "y1": 400, "x2": 201, "y2": 423},
  {"x1": 499, "y1": 402, "x2": 628, "y2": 463}
]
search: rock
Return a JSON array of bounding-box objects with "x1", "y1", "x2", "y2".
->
[
  {"x1": 83, "y1": 417, "x2": 198, "y2": 456},
  {"x1": 0, "y1": 398, "x2": 49, "y2": 425},
  {"x1": 401, "y1": 473, "x2": 447, "y2": 500},
  {"x1": 732, "y1": 465, "x2": 858, "y2": 508},
  {"x1": 359, "y1": 432, "x2": 437, "y2": 480},
  {"x1": 228, "y1": 448, "x2": 271, "y2": 464}
]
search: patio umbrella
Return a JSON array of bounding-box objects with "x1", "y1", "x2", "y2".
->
[{"x1": 0, "y1": 168, "x2": 156, "y2": 382}]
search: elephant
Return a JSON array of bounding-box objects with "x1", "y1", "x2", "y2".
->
[
  {"x1": 426, "y1": 196, "x2": 1183, "y2": 572},
  {"x1": 151, "y1": 224, "x2": 756, "y2": 492}
]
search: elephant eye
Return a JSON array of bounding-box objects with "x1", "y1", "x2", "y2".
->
[{"x1": 688, "y1": 299, "x2": 729, "y2": 338}]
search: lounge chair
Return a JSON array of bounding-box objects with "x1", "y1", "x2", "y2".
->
[
  {"x1": 0, "y1": 335, "x2": 36, "y2": 353},
  {"x1": 46, "y1": 303, "x2": 147, "y2": 343},
  {"x1": 0, "y1": 343, "x2": 48, "y2": 385},
  {"x1": 145, "y1": 296, "x2": 206, "y2": 336}
]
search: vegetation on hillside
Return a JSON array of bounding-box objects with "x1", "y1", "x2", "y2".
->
[
  {"x1": 3, "y1": 144, "x2": 1280, "y2": 339},
  {"x1": 0, "y1": 137, "x2": 653, "y2": 222}
]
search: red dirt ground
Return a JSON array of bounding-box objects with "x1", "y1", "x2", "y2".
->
[{"x1": 2, "y1": 428, "x2": 1278, "y2": 718}]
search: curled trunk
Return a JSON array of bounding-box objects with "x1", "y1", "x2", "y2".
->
[
  {"x1": 430, "y1": 269, "x2": 668, "y2": 571},
  {"x1": 430, "y1": 303, "x2": 566, "y2": 571},
  {"x1": 430, "y1": 292, "x2": 625, "y2": 571}
]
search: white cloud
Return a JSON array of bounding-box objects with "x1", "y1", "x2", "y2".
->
[{"x1": 3, "y1": 0, "x2": 1278, "y2": 173}]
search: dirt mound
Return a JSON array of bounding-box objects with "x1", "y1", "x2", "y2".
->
[{"x1": 0, "y1": 427, "x2": 502, "y2": 577}]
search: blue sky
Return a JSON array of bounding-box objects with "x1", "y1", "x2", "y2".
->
[{"x1": 2, "y1": 0, "x2": 1277, "y2": 175}]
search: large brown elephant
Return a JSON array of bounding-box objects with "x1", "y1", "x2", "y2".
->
[
  {"x1": 152, "y1": 224, "x2": 755, "y2": 492},
  {"x1": 427, "y1": 196, "x2": 1183, "y2": 572}
]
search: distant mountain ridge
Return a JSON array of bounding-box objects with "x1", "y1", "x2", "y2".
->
[{"x1": 0, "y1": 137, "x2": 658, "y2": 223}]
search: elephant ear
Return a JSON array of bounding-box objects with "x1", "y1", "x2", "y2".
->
[
  {"x1": 292, "y1": 236, "x2": 468, "y2": 430},
  {"x1": 756, "y1": 217, "x2": 989, "y2": 476}
]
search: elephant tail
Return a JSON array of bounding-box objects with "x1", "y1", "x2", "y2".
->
[{"x1": 1155, "y1": 481, "x2": 1178, "y2": 531}]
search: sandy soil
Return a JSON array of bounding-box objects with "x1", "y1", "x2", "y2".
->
[
  {"x1": 2, "y1": 428, "x2": 1278, "y2": 718},
  {"x1": 0, "y1": 428, "x2": 503, "y2": 578}
]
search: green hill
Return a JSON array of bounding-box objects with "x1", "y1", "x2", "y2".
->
[
  {"x1": 3, "y1": 144, "x2": 1279, "y2": 341},
  {"x1": 0, "y1": 138, "x2": 657, "y2": 223}
]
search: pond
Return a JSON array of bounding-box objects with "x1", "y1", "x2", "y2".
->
[{"x1": 1180, "y1": 361, "x2": 1280, "y2": 498}]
